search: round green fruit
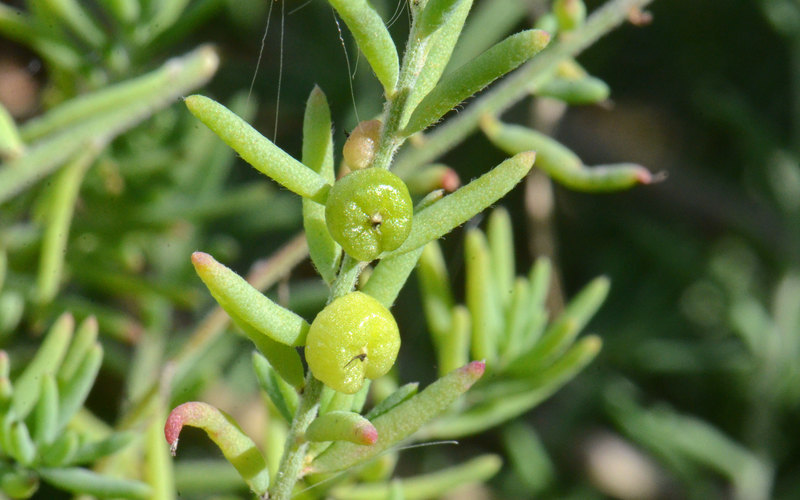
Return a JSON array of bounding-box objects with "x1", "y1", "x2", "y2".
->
[
  {"x1": 305, "y1": 292, "x2": 400, "y2": 394},
  {"x1": 325, "y1": 167, "x2": 412, "y2": 262}
]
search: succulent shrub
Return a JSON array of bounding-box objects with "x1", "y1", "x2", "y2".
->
[
  {"x1": 0, "y1": 0, "x2": 662, "y2": 498},
  {"x1": 162, "y1": 1, "x2": 657, "y2": 499}
]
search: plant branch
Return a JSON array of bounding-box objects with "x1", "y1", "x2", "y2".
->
[
  {"x1": 120, "y1": 233, "x2": 309, "y2": 428},
  {"x1": 392, "y1": 0, "x2": 655, "y2": 177},
  {"x1": 268, "y1": 374, "x2": 323, "y2": 500}
]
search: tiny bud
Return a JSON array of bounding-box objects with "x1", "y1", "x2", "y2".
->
[
  {"x1": 343, "y1": 120, "x2": 382, "y2": 171},
  {"x1": 553, "y1": 0, "x2": 586, "y2": 32}
]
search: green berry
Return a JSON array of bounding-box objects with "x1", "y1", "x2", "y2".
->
[
  {"x1": 305, "y1": 292, "x2": 400, "y2": 394},
  {"x1": 325, "y1": 167, "x2": 412, "y2": 262},
  {"x1": 343, "y1": 119, "x2": 382, "y2": 171}
]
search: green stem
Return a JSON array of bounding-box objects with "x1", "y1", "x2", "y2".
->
[
  {"x1": 270, "y1": 231, "x2": 369, "y2": 497},
  {"x1": 393, "y1": 0, "x2": 655, "y2": 178},
  {"x1": 268, "y1": 376, "x2": 323, "y2": 500},
  {"x1": 373, "y1": 15, "x2": 433, "y2": 171},
  {"x1": 329, "y1": 254, "x2": 364, "y2": 301}
]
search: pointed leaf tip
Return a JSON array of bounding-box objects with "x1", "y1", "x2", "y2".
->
[
  {"x1": 165, "y1": 402, "x2": 270, "y2": 495},
  {"x1": 164, "y1": 401, "x2": 199, "y2": 454},
  {"x1": 519, "y1": 151, "x2": 536, "y2": 166},
  {"x1": 442, "y1": 168, "x2": 461, "y2": 192},
  {"x1": 464, "y1": 360, "x2": 486, "y2": 378},
  {"x1": 309, "y1": 361, "x2": 486, "y2": 473},
  {"x1": 191, "y1": 251, "x2": 212, "y2": 267},
  {"x1": 357, "y1": 422, "x2": 379, "y2": 445}
]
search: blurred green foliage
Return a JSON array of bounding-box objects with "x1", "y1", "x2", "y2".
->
[{"x1": 1, "y1": 0, "x2": 798, "y2": 498}]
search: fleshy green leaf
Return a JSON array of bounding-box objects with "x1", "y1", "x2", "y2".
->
[
  {"x1": 12, "y1": 313, "x2": 73, "y2": 419},
  {"x1": 20, "y1": 45, "x2": 218, "y2": 142},
  {"x1": 191, "y1": 252, "x2": 309, "y2": 347},
  {"x1": 306, "y1": 411, "x2": 378, "y2": 445},
  {"x1": 499, "y1": 277, "x2": 530, "y2": 362},
  {"x1": 416, "y1": 0, "x2": 468, "y2": 38},
  {"x1": 57, "y1": 343, "x2": 103, "y2": 431},
  {"x1": 509, "y1": 276, "x2": 608, "y2": 373},
  {"x1": 0, "y1": 46, "x2": 219, "y2": 205},
  {"x1": 0, "y1": 102, "x2": 23, "y2": 160},
  {"x1": 536, "y1": 74, "x2": 610, "y2": 104},
  {"x1": 425, "y1": 336, "x2": 601, "y2": 438},
  {"x1": 165, "y1": 402, "x2": 270, "y2": 497},
  {"x1": 417, "y1": 241, "x2": 455, "y2": 340},
  {"x1": 446, "y1": 0, "x2": 528, "y2": 69},
  {"x1": 236, "y1": 320, "x2": 305, "y2": 389},
  {"x1": 515, "y1": 258, "x2": 552, "y2": 353},
  {"x1": 33, "y1": 374, "x2": 59, "y2": 445},
  {"x1": 553, "y1": 0, "x2": 587, "y2": 32},
  {"x1": 302, "y1": 85, "x2": 341, "y2": 284},
  {"x1": 501, "y1": 422, "x2": 554, "y2": 493},
  {"x1": 487, "y1": 207, "x2": 515, "y2": 304},
  {"x1": 606, "y1": 387, "x2": 772, "y2": 500},
  {"x1": 465, "y1": 229, "x2": 502, "y2": 364},
  {"x1": 404, "y1": 30, "x2": 550, "y2": 135},
  {"x1": 0, "y1": 465, "x2": 38, "y2": 498},
  {"x1": 44, "y1": 0, "x2": 107, "y2": 48},
  {"x1": 38, "y1": 467, "x2": 151, "y2": 499},
  {"x1": 481, "y1": 115, "x2": 653, "y2": 191},
  {"x1": 390, "y1": 151, "x2": 535, "y2": 256},
  {"x1": 8, "y1": 421, "x2": 36, "y2": 466},
  {"x1": 252, "y1": 352, "x2": 298, "y2": 423},
  {"x1": 404, "y1": 164, "x2": 461, "y2": 195},
  {"x1": 362, "y1": 247, "x2": 425, "y2": 309},
  {"x1": 365, "y1": 382, "x2": 419, "y2": 420},
  {"x1": 310, "y1": 361, "x2": 485, "y2": 473},
  {"x1": 35, "y1": 146, "x2": 95, "y2": 305},
  {"x1": 71, "y1": 431, "x2": 136, "y2": 465},
  {"x1": 327, "y1": 0, "x2": 399, "y2": 94},
  {"x1": 58, "y1": 316, "x2": 98, "y2": 383},
  {"x1": 405, "y1": 0, "x2": 473, "y2": 122},
  {"x1": 184, "y1": 95, "x2": 330, "y2": 203},
  {"x1": 439, "y1": 305, "x2": 471, "y2": 377},
  {"x1": 319, "y1": 387, "x2": 354, "y2": 416},
  {"x1": 40, "y1": 431, "x2": 78, "y2": 466},
  {"x1": 330, "y1": 454, "x2": 502, "y2": 500},
  {"x1": 0, "y1": 250, "x2": 5, "y2": 292}
]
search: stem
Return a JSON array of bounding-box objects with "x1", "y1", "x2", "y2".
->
[
  {"x1": 269, "y1": 376, "x2": 323, "y2": 500},
  {"x1": 329, "y1": 254, "x2": 364, "y2": 301},
  {"x1": 373, "y1": 13, "x2": 433, "y2": 171},
  {"x1": 392, "y1": 0, "x2": 655, "y2": 178},
  {"x1": 270, "y1": 227, "x2": 370, "y2": 497}
]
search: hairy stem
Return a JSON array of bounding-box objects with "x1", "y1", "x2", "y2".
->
[
  {"x1": 269, "y1": 376, "x2": 323, "y2": 500},
  {"x1": 373, "y1": 13, "x2": 433, "y2": 170}
]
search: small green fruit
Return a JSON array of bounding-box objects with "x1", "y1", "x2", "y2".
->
[
  {"x1": 325, "y1": 167, "x2": 412, "y2": 262},
  {"x1": 305, "y1": 292, "x2": 400, "y2": 394}
]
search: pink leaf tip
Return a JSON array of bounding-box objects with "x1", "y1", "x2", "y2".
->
[
  {"x1": 356, "y1": 423, "x2": 379, "y2": 445},
  {"x1": 464, "y1": 360, "x2": 486, "y2": 378},
  {"x1": 165, "y1": 402, "x2": 204, "y2": 456},
  {"x1": 441, "y1": 168, "x2": 461, "y2": 192},
  {"x1": 191, "y1": 251, "x2": 212, "y2": 267}
]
